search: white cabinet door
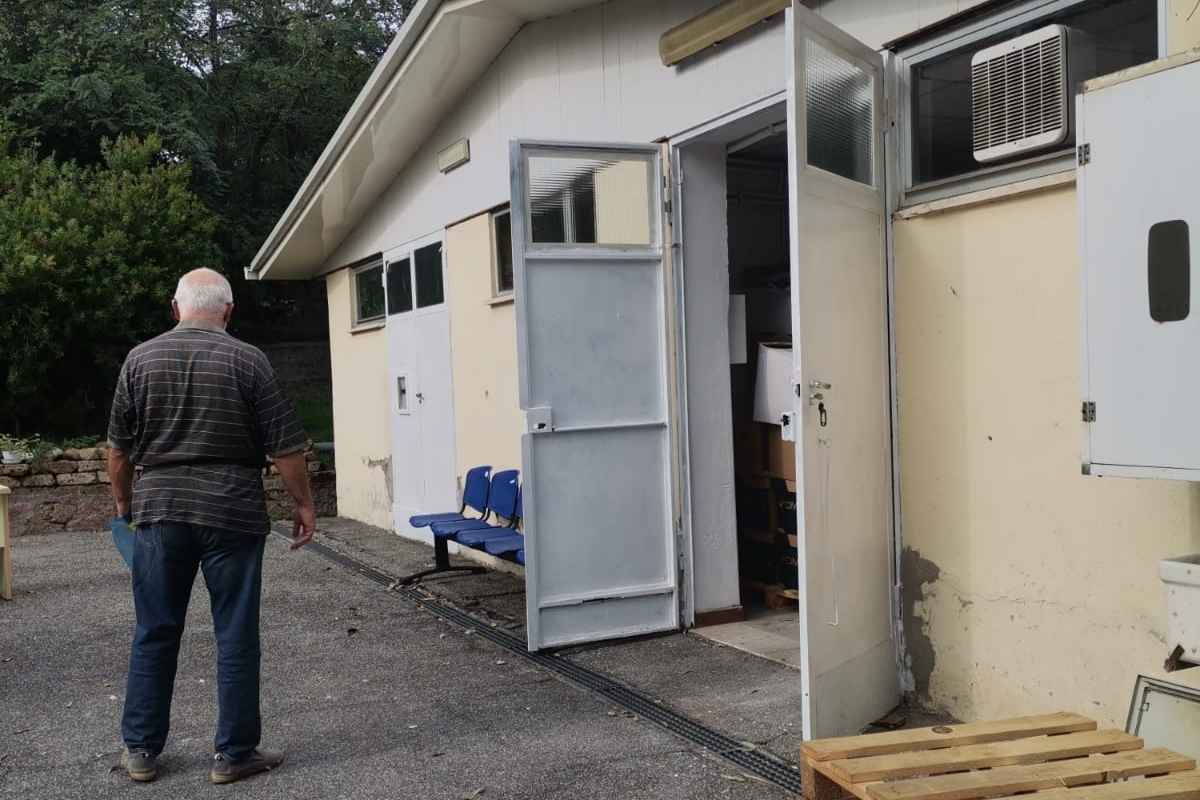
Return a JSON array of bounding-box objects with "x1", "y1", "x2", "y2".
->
[
  {"x1": 1080, "y1": 58, "x2": 1200, "y2": 479},
  {"x1": 510, "y1": 141, "x2": 680, "y2": 651},
  {"x1": 788, "y1": 3, "x2": 899, "y2": 738}
]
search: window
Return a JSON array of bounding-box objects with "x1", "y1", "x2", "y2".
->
[
  {"x1": 387, "y1": 257, "x2": 412, "y2": 315},
  {"x1": 352, "y1": 261, "x2": 385, "y2": 326},
  {"x1": 899, "y1": 0, "x2": 1158, "y2": 200},
  {"x1": 525, "y1": 151, "x2": 655, "y2": 246},
  {"x1": 1148, "y1": 220, "x2": 1189, "y2": 323},
  {"x1": 414, "y1": 241, "x2": 444, "y2": 308},
  {"x1": 384, "y1": 238, "x2": 445, "y2": 317},
  {"x1": 492, "y1": 208, "x2": 513, "y2": 296},
  {"x1": 806, "y1": 36, "x2": 874, "y2": 185}
]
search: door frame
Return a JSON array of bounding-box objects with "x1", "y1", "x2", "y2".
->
[
  {"x1": 664, "y1": 25, "x2": 904, "y2": 673},
  {"x1": 667, "y1": 94, "x2": 790, "y2": 628}
]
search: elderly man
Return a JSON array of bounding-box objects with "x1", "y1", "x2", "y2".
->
[{"x1": 107, "y1": 268, "x2": 315, "y2": 784}]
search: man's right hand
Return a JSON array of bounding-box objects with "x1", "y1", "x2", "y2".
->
[{"x1": 291, "y1": 503, "x2": 316, "y2": 550}]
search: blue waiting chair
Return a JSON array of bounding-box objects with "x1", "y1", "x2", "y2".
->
[
  {"x1": 456, "y1": 489, "x2": 522, "y2": 548},
  {"x1": 430, "y1": 474, "x2": 518, "y2": 542},
  {"x1": 401, "y1": 466, "x2": 493, "y2": 585},
  {"x1": 482, "y1": 530, "x2": 523, "y2": 558},
  {"x1": 409, "y1": 465, "x2": 491, "y2": 528}
]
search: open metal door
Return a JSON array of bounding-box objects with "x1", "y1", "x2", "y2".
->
[
  {"x1": 787, "y1": 5, "x2": 899, "y2": 738},
  {"x1": 510, "y1": 141, "x2": 679, "y2": 651}
]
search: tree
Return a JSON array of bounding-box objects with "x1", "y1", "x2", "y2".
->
[
  {"x1": 0, "y1": 134, "x2": 219, "y2": 434},
  {"x1": 0, "y1": 1, "x2": 416, "y2": 342}
]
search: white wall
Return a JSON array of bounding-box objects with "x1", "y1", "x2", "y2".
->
[
  {"x1": 326, "y1": 0, "x2": 991, "y2": 272},
  {"x1": 326, "y1": 0, "x2": 786, "y2": 268}
]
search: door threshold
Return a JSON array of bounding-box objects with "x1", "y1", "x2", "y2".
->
[{"x1": 692, "y1": 608, "x2": 801, "y2": 670}]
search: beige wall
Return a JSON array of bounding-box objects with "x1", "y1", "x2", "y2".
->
[
  {"x1": 1168, "y1": 0, "x2": 1200, "y2": 54},
  {"x1": 326, "y1": 269, "x2": 393, "y2": 529},
  {"x1": 445, "y1": 214, "x2": 523, "y2": 477},
  {"x1": 595, "y1": 159, "x2": 652, "y2": 245},
  {"x1": 894, "y1": 15, "x2": 1200, "y2": 728}
]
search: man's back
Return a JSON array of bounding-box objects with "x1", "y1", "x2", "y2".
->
[{"x1": 109, "y1": 322, "x2": 306, "y2": 535}]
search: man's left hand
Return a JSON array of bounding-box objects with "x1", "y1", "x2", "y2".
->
[{"x1": 291, "y1": 503, "x2": 316, "y2": 550}]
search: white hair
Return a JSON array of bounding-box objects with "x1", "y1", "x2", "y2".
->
[{"x1": 174, "y1": 270, "x2": 233, "y2": 314}]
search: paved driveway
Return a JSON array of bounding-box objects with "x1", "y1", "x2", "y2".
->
[{"x1": 1, "y1": 529, "x2": 795, "y2": 799}]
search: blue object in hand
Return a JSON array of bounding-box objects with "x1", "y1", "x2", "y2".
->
[{"x1": 110, "y1": 517, "x2": 135, "y2": 569}]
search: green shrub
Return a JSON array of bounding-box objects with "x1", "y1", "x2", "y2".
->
[{"x1": 0, "y1": 133, "x2": 218, "y2": 434}]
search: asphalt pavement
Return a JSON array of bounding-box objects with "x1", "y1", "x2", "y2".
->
[{"x1": 1, "y1": 523, "x2": 801, "y2": 799}]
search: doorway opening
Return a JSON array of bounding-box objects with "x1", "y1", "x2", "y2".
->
[
  {"x1": 674, "y1": 109, "x2": 800, "y2": 669},
  {"x1": 720, "y1": 129, "x2": 800, "y2": 667}
]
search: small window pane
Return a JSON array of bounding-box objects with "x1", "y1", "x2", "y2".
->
[
  {"x1": 387, "y1": 258, "x2": 412, "y2": 315},
  {"x1": 527, "y1": 152, "x2": 654, "y2": 246},
  {"x1": 494, "y1": 211, "x2": 513, "y2": 294},
  {"x1": 571, "y1": 185, "x2": 597, "y2": 244},
  {"x1": 1148, "y1": 220, "x2": 1190, "y2": 323},
  {"x1": 355, "y1": 264, "x2": 385, "y2": 323},
  {"x1": 415, "y1": 242, "x2": 444, "y2": 308},
  {"x1": 805, "y1": 36, "x2": 873, "y2": 185}
]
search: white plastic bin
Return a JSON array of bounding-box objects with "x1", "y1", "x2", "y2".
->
[{"x1": 1161, "y1": 555, "x2": 1200, "y2": 661}]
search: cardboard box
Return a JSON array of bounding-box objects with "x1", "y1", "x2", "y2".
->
[
  {"x1": 753, "y1": 342, "x2": 793, "y2": 426},
  {"x1": 764, "y1": 425, "x2": 796, "y2": 482}
]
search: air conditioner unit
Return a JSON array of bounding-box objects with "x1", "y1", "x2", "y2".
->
[{"x1": 971, "y1": 25, "x2": 1094, "y2": 164}]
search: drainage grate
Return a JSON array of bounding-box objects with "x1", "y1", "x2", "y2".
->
[{"x1": 292, "y1": 535, "x2": 804, "y2": 794}]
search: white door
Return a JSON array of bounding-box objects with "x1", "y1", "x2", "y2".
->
[
  {"x1": 386, "y1": 235, "x2": 458, "y2": 535},
  {"x1": 1079, "y1": 59, "x2": 1200, "y2": 478},
  {"x1": 787, "y1": 4, "x2": 898, "y2": 738},
  {"x1": 510, "y1": 141, "x2": 679, "y2": 651}
]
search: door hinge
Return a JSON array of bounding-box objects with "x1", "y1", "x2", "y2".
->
[
  {"x1": 663, "y1": 175, "x2": 673, "y2": 216},
  {"x1": 1077, "y1": 143, "x2": 1091, "y2": 166},
  {"x1": 1082, "y1": 400, "x2": 1096, "y2": 423}
]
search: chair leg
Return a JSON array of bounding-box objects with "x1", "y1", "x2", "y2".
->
[{"x1": 399, "y1": 535, "x2": 487, "y2": 585}]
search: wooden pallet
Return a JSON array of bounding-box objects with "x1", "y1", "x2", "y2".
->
[
  {"x1": 743, "y1": 579, "x2": 799, "y2": 609},
  {"x1": 800, "y1": 712, "x2": 1199, "y2": 800}
]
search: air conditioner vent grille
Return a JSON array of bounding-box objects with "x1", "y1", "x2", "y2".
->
[{"x1": 971, "y1": 26, "x2": 1069, "y2": 162}]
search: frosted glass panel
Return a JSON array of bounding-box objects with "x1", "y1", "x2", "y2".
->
[
  {"x1": 526, "y1": 152, "x2": 655, "y2": 246},
  {"x1": 805, "y1": 37, "x2": 874, "y2": 185}
]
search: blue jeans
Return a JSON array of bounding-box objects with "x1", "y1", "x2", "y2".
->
[{"x1": 122, "y1": 523, "x2": 266, "y2": 760}]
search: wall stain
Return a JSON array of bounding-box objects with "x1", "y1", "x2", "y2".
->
[
  {"x1": 902, "y1": 547, "x2": 941, "y2": 700},
  {"x1": 364, "y1": 455, "x2": 393, "y2": 507}
]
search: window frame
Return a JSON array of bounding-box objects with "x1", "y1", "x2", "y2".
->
[
  {"x1": 892, "y1": 0, "x2": 1166, "y2": 207},
  {"x1": 383, "y1": 232, "x2": 446, "y2": 320},
  {"x1": 491, "y1": 206, "x2": 514, "y2": 299},
  {"x1": 350, "y1": 259, "x2": 386, "y2": 329}
]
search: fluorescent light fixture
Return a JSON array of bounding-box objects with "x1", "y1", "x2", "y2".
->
[
  {"x1": 660, "y1": 0, "x2": 788, "y2": 67},
  {"x1": 438, "y1": 138, "x2": 470, "y2": 173}
]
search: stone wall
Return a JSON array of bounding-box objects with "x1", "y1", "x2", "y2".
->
[
  {"x1": 2, "y1": 446, "x2": 337, "y2": 536},
  {"x1": 258, "y1": 341, "x2": 332, "y2": 392}
]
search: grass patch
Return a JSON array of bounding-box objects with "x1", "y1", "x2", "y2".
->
[{"x1": 290, "y1": 385, "x2": 334, "y2": 443}]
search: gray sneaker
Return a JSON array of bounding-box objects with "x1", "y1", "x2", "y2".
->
[
  {"x1": 120, "y1": 749, "x2": 158, "y2": 782},
  {"x1": 209, "y1": 748, "x2": 285, "y2": 784}
]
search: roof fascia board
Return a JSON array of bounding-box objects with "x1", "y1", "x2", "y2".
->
[{"x1": 247, "y1": 0, "x2": 447, "y2": 280}]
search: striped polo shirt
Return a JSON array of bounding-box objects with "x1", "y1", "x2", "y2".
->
[{"x1": 107, "y1": 322, "x2": 308, "y2": 534}]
